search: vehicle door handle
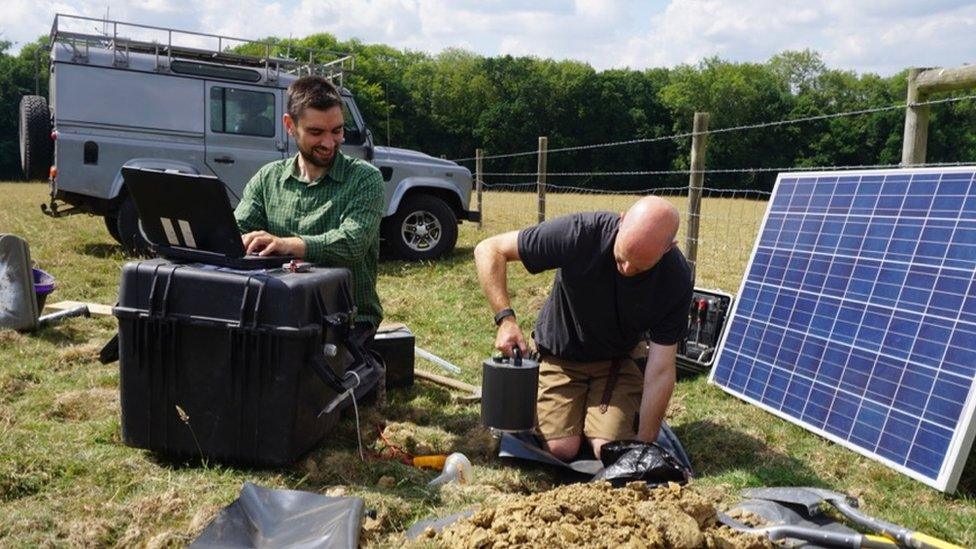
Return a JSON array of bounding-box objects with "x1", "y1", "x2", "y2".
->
[{"x1": 214, "y1": 156, "x2": 235, "y2": 164}]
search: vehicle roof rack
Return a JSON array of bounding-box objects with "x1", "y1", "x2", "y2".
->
[{"x1": 49, "y1": 13, "x2": 355, "y2": 86}]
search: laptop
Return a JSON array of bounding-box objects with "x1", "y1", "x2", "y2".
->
[{"x1": 121, "y1": 167, "x2": 296, "y2": 269}]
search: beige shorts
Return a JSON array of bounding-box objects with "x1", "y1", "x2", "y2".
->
[{"x1": 536, "y1": 343, "x2": 647, "y2": 442}]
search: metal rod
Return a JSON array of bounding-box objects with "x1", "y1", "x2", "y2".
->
[{"x1": 414, "y1": 347, "x2": 462, "y2": 375}]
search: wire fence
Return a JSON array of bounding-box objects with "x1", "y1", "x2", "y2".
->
[
  {"x1": 477, "y1": 183, "x2": 771, "y2": 293},
  {"x1": 464, "y1": 92, "x2": 976, "y2": 293},
  {"x1": 452, "y1": 93, "x2": 976, "y2": 162}
]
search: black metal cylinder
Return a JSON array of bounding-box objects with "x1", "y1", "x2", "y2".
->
[{"x1": 481, "y1": 354, "x2": 539, "y2": 432}]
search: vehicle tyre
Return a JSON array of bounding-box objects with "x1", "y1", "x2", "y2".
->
[
  {"x1": 383, "y1": 194, "x2": 458, "y2": 260},
  {"x1": 116, "y1": 195, "x2": 152, "y2": 256},
  {"x1": 19, "y1": 95, "x2": 53, "y2": 180},
  {"x1": 104, "y1": 214, "x2": 123, "y2": 245}
]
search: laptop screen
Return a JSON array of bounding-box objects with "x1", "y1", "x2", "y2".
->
[{"x1": 121, "y1": 167, "x2": 246, "y2": 258}]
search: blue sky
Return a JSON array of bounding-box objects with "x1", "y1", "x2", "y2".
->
[{"x1": 3, "y1": 1, "x2": 974, "y2": 75}]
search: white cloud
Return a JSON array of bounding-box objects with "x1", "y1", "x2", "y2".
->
[
  {"x1": 1, "y1": 0, "x2": 973, "y2": 75},
  {"x1": 619, "y1": 0, "x2": 976, "y2": 74}
]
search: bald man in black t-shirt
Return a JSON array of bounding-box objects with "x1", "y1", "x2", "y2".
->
[{"x1": 474, "y1": 196, "x2": 693, "y2": 461}]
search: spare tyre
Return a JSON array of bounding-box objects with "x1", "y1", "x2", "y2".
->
[{"x1": 19, "y1": 95, "x2": 53, "y2": 180}]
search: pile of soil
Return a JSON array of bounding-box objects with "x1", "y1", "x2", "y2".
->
[{"x1": 425, "y1": 481, "x2": 771, "y2": 548}]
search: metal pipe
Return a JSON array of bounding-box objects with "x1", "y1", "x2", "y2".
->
[{"x1": 414, "y1": 347, "x2": 462, "y2": 374}]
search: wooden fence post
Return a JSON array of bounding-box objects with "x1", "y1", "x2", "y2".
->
[
  {"x1": 902, "y1": 63, "x2": 976, "y2": 165},
  {"x1": 475, "y1": 148, "x2": 484, "y2": 229},
  {"x1": 686, "y1": 112, "x2": 710, "y2": 282},
  {"x1": 901, "y1": 68, "x2": 930, "y2": 165},
  {"x1": 537, "y1": 136, "x2": 548, "y2": 224}
]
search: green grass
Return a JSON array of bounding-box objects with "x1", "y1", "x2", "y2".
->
[{"x1": 1, "y1": 182, "x2": 974, "y2": 546}]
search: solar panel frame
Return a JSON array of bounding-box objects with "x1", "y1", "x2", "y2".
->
[{"x1": 709, "y1": 166, "x2": 976, "y2": 492}]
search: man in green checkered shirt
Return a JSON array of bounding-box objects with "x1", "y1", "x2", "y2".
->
[{"x1": 234, "y1": 76, "x2": 384, "y2": 334}]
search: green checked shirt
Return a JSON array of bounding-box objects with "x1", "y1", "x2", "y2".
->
[{"x1": 234, "y1": 152, "x2": 384, "y2": 328}]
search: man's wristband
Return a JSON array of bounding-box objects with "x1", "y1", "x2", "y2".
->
[{"x1": 493, "y1": 308, "x2": 516, "y2": 326}]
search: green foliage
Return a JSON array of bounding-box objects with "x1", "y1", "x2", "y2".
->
[
  {"x1": 661, "y1": 56, "x2": 795, "y2": 190},
  {"x1": 1, "y1": 35, "x2": 974, "y2": 186}
]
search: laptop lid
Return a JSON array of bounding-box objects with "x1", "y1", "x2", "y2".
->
[{"x1": 121, "y1": 167, "x2": 246, "y2": 258}]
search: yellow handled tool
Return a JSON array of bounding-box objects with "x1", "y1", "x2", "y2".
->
[
  {"x1": 412, "y1": 454, "x2": 448, "y2": 470},
  {"x1": 742, "y1": 487, "x2": 964, "y2": 549}
]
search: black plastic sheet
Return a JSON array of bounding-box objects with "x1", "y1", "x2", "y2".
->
[
  {"x1": 591, "y1": 440, "x2": 691, "y2": 486},
  {"x1": 497, "y1": 422, "x2": 693, "y2": 479}
]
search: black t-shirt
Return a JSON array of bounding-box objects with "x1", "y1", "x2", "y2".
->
[{"x1": 517, "y1": 211, "x2": 693, "y2": 362}]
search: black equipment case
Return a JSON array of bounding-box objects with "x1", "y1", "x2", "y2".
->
[
  {"x1": 371, "y1": 325, "x2": 415, "y2": 389},
  {"x1": 114, "y1": 259, "x2": 380, "y2": 466},
  {"x1": 675, "y1": 287, "x2": 734, "y2": 375}
]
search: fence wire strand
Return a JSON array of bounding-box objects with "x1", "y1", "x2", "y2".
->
[
  {"x1": 480, "y1": 160, "x2": 976, "y2": 178},
  {"x1": 453, "y1": 93, "x2": 976, "y2": 162}
]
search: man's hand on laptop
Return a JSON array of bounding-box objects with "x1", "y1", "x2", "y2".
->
[{"x1": 242, "y1": 231, "x2": 306, "y2": 258}]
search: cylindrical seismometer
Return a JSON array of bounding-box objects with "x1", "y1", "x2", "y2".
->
[{"x1": 481, "y1": 348, "x2": 539, "y2": 432}]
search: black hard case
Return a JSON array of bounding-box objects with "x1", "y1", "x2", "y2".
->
[
  {"x1": 115, "y1": 259, "x2": 367, "y2": 466},
  {"x1": 371, "y1": 327, "x2": 415, "y2": 389}
]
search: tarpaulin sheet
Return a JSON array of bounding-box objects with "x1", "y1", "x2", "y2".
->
[
  {"x1": 0, "y1": 234, "x2": 37, "y2": 331},
  {"x1": 190, "y1": 482, "x2": 364, "y2": 549},
  {"x1": 498, "y1": 422, "x2": 693, "y2": 476}
]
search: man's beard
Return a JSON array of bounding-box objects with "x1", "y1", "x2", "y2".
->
[{"x1": 298, "y1": 142, "x2": 336, "y2": 169}]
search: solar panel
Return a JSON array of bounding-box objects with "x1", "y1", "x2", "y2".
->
[{"x1": 710, "y1": 167, "x2": 976, "y2": 492}]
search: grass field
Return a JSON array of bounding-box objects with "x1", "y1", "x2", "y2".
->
[{"x1": 1, "y1": 182, "x2": 974, "y2": 547}]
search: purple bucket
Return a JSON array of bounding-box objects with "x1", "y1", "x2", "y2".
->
[{"x1": 33, "y1": 268, "x2": 56, "y2": 311}]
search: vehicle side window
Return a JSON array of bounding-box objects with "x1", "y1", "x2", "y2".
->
[
  {"x1": 210, "y1": 87, "x2": 275, "y2": 137},
  {"x1": 341, "y1": 101, "x2": 365, "y2": 145}
]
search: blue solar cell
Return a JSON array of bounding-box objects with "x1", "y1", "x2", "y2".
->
[
  {"x1": 712, "y1": 168, "x2": 976, "y2": 491},
  {"x1": 875, "y1": 193, "x2": 906, "y2": 216},
  {"x1": 851, "y1": 181, "x2": 881, "y2": 214},
  {"x1": 852, "y1": 401, "x2": 886, "y2": 448},
  {"x1": 829, "y1": 189, "x2": 856, "y2": 214},
  {"x1": 963, "y1": 193, "x2": 976, "y2": 214},
  {"x1": 766, "y1": 368, "x2": 790, "y2": 403},
  {"x1": 895, "y1": 373, "x2": 931, "y2": 416},
  {"x1": 825, "y1": 393, "x2": 858, "y2": 437}
]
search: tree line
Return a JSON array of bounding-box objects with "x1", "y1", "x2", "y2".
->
[{"x1": 2, "y1": 35, "x2": 974, "y2": 190}]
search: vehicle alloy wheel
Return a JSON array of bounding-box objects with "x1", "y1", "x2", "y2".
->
[
  {"x1": 402, "y1": 210, "x2": 442, "y2": 253},
  {"x1": 384, "y1": 195, "x2": 457, "y2": 260}
]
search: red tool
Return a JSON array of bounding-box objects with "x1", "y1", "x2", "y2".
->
[{"x1": 694, "y1": 298, "x2": 708, "y2": 344}]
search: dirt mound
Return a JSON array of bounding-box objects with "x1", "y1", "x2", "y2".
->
[
  {"x1": 381, "y1": 421, "x2": 458, "y2": 456},
  {"x1": 426, "y1": 481, "x2": 771, "y2": 549}
]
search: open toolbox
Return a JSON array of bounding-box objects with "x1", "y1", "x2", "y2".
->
[{"x1": 676, "y1": 287, "x2": 734, "y2": 375}]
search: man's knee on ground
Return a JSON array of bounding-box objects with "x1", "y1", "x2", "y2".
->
[
  {"x1": 590, "y1": 437, "x2": 611, "y2": 460},
  {"x1": 545, "y1": 436, "x2": 581, "y2": 461}
]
